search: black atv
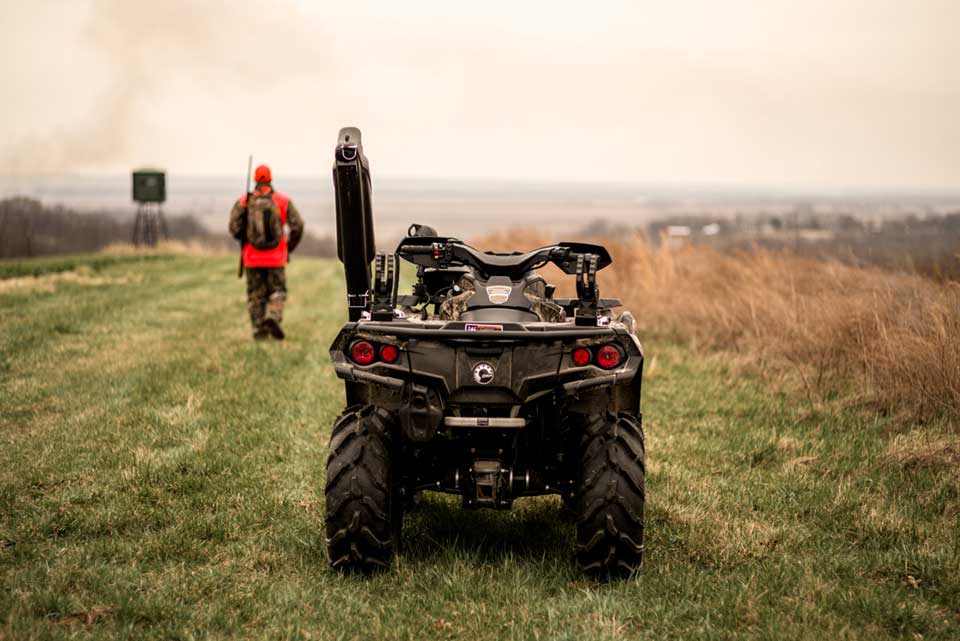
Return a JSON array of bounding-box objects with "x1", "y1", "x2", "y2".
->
[{"x1": 325, "y1": 128, "x2": 645, "y2": 578}]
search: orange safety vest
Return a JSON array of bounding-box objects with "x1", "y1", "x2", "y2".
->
[{"x1": 239, "y1": 186, "x2": 290, "y2": 268}]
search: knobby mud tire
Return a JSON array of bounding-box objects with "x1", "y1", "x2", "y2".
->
[
  {"x1": 575, "y1": 411, "x2": 645, "y2": 579},
  {"x1": 325, "y1": 405, "x2": 399, "y2": 574}
]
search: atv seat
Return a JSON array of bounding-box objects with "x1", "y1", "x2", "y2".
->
[
  {"x1": 460, "y1": 274, "x2": 540, "y2": 322},
  {"x1": 441, "y1": 274, "x2": 564, "y2": 323}
]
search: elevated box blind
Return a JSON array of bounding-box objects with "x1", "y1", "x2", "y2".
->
[{"x1": 132, "y1": 170, "x2": 166, "y2": 203}]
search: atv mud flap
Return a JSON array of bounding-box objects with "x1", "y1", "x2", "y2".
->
[{"x1": 398, "y1": 383, "x2": 444, "y2": 441}]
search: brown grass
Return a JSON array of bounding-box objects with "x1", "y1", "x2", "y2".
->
[
  {"x1": 0, "y1": 268, "x2": 143, "y2": 294},
  {"x1": 886, "y1": 431, "x2": 960, "y2": 474},
  {"x1": 475, "y1": 230, "x2": 960, "y2": 420}
]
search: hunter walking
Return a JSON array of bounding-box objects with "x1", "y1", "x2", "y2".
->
[{"x1": 229, "y1": 164, "x2": 305, "y2": 340}]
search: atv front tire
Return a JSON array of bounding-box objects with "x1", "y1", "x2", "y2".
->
[
  {"x1": 575, "y1": 411, "x2": 645, "y2": 578},
  {"x1": 325, "y1": 405, "x2": 399, "y2": 574}
]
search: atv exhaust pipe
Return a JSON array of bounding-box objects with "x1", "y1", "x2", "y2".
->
[{"x1": 333, "y1": 127, "x2": 376, "y2": 321}]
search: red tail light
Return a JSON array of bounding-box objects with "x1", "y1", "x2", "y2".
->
[
  {"x1": 595, "y1": 344, "x2": 623, "y2": 369},
  {"x1": 350, "y1": 340, "x2": 376, "y2": 365},
  {"x1": 380, "y1": 344, "x2": 399, "y2": 363},
  {"x1": 572, "y1": 347, "x2": 592, "y2": 366}
]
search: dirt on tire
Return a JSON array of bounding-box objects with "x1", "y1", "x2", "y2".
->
[
  {"x1": 325, "y1": 405, "x2": 398, "y2": 574},
  {"x1": 575, "y1": 411, "x2": 645, "y2": 578}
]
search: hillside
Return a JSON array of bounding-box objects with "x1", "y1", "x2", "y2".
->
[{"x1": 1, "y1": 251, "x2": 958, "y2": 640}]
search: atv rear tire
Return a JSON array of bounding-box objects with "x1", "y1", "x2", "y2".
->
[
  {"x1": 325, "y1": 405, "x2": 399, "y2": 574},
  {"x1": 575, "y1": 411, "x2": 645, "y2": 578}
]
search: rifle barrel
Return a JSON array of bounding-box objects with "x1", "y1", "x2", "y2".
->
[{"x1": 237, "y1": 155, "x2": 253, "y2": 278}]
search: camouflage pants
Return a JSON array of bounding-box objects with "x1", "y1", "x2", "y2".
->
[{"x1": 245, "y1": 267, "x2": 286, "y2": 332}]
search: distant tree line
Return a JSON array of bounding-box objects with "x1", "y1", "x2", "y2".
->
[
  {"x1": 755, "y1": 213, "x2": 960, "y2": 281},
  {"x1": 578, "y1": 211, "x2": 960, "y2": 281},
  {"x1": 0, "y1": 197, "x2": 336, "y2": 259}
]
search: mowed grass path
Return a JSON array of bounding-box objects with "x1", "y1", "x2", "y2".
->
[{"x1": 1, "y1": 254, "x2": 957, "y2": 640}]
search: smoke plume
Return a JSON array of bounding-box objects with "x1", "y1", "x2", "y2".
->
[{"x1": 2, "y1": 0, "x2": 330, "y2": 174}]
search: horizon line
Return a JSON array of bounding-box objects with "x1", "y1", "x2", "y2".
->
[{"x1": 2, "y1": 173, "x2": 959, "y2": 200}]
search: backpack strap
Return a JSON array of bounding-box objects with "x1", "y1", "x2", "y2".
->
[
  {"x1": 271, "y1": 192, "x2": 290, "y2": 225},
  {"x1": 242, "y1": 187, "x2": 288, "y2": 225}
]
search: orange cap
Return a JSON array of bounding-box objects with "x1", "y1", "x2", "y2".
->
[{"x1": 254, "y1": 164, "x2": 272, "y2": 183}]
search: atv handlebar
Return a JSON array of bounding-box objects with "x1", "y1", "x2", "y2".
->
[
  {"x1": 396, "y1": 237, "x2": 612, "y2": 278},
  {"x1": 400, "y1": 245, "x2": 439, "y2": 256}
]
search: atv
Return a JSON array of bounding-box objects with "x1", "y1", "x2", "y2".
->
[{"x1": 325, "y1": 127, "x2": 645, "y2": 578}]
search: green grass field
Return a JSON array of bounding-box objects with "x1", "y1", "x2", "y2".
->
[{"x1": 1, "y1": 253, "x2": 957, "y2": 640}]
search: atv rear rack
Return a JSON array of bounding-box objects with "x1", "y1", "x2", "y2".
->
[{"x1": 346, "y1": 321, "x2": 626, "y2": 341}]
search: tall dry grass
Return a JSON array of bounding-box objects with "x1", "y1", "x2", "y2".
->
[
  {"x1": 475, "y1": 230, "x2": 960, "y2": 420},
  {"x1": 98, "y1": 239, "x2": 231, "y2": 256}
]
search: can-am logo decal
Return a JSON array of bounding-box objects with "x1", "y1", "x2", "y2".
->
[
  {"x1": 464, "y1": 323, "x2": 503, "y2": 331},
  {"x1": 486, "y1": 285, "x2": 512, "y2": 304},
  {"x1": 472, "y1": 362, "x2": 496, "y2": 385}
]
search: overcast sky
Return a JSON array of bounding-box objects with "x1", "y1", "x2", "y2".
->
[{"x1": 3, "y1": 0, "x2": 957, "y2": 191}]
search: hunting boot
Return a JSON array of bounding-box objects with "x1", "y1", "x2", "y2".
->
[{"x1": 264, "y1": 292, "x2": 286, "y2": 340}]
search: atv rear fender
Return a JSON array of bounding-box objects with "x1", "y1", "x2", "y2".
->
[{"x1": 330, "y1": 320, "x2": 643, "y2": 441}]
